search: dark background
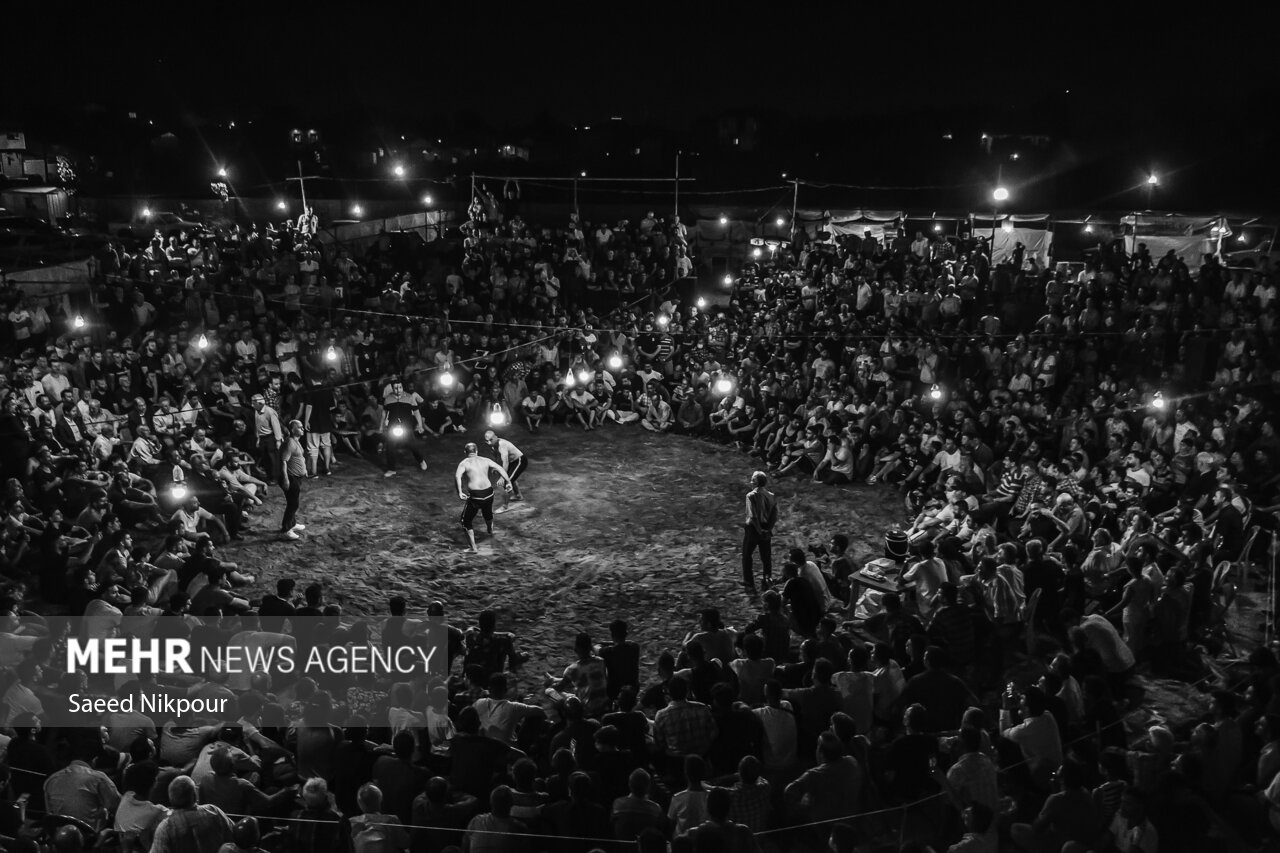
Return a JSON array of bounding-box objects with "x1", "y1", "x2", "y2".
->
[{"x1": 5, "y1": 7, "x2": 1277, "y2": 213}]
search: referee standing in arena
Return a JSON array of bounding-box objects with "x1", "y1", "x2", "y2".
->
[
  {"x1": 743, "y1": 470, "x2": 778, "y2": 590},
  {"x1": 279, "y1": 419, "x2": 307, "y2": 541},
  {"x1": 485, "y1": 429, "x2": 527, "y2": 504}
]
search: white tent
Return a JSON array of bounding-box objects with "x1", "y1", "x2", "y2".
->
[{"x1": 1121, "y1": 214, "x2": 1223, "y2": 271}]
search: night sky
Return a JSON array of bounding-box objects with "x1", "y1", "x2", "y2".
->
[
  {"x1": 6, "y1": 9, "x2": 1278, "y2": 210},
  {"x1": 14, "y1": 10, "x2": 1272, "y2": 125}
]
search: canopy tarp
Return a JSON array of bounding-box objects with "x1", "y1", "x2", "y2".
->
[
  {"x1": 992, "y1": 226, "x2": 1053, "y2": 267},
  {"x1": 1121, "y1": 214, "x2": 1223, "y2": 270}
]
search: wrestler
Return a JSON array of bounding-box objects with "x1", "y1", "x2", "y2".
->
[
  {"x1": 455, "y1": 441, "x2": 513, "y2": 552},
  {"x1": 484, "y1": 429, "x2": 527, "y2": 503}
]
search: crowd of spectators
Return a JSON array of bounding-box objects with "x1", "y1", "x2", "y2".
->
[{"x1": 0, "y1": 195, "x2": 1277, "y2": 853}]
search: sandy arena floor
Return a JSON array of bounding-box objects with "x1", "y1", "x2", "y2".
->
[{"x1": 220, "y1": 426, "x2": 904, "y2": 691}]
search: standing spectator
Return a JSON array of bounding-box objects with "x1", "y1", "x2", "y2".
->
[{"x1": 742, "y1": 470, "x2": 778, "y2": 590}]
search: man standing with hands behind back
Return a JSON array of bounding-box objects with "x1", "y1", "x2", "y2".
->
[
  {"x1": 743, "y1": 471, "x2": 778, "y2": 592},
  {"x1": 279, "y1": 419, "x2": 307, "y2": 541}
]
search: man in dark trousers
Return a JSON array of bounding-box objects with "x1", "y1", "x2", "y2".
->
[
  {"x1": 279, "y1": 419, "x2": 306, "y2": 541},
  {"x1": 743, "y1": 470, "x2": 778, "y2": 591}
]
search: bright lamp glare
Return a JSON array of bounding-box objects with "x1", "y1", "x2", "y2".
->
[
  {"x1": 1152, "y1": 391, "x2": 1166, "y2": 410},
  {"x1": 73, "y1": 314, "x2": 85, "y2": 329},
  {"x1": 1084, "y1": 223, "x2": 1093, "y2": 233},
  {"x1": 488, "y1": 410, "x2": 507, "y2": 427},
  {"x1": 607, "y1": 355, "x2": 622, "y2": 370},
  {"x1": 564, "y1": 372, "x2": 576, "y2": 388},
  {"x1": 197, "y1": 334, "x2": 208, "y2": 350},
  {"x1": 719, "y1": 216, "x2": 728, "y2": 225},
  {"x1": 276, "y1": 200, "x2": 287, "y2": 210},
  {"x1": 929, "y1": 384, "x2": 943, "y2": 400},
  {"x1": 141, "y1": 207, "x2": 152, "y2": 218},
  {"x1": 439, "y1": 371, "x2": 455, "y2": 388},
  {"x1": 722, "y1": 274, "x2": 732, "y2": 286},
  {"x1": 325, "y1": 345, "x2": 337, "y2": 362},
  {"x1": 351, "y1": 204, "x2": 363, "y2": 217},
  {"x1": 993, "y1": 187, "x2": 1009, "y2": 202},
  {"x1": 577, "y1": 370, "x2": 589, "y2": 383},
  {"x1": 656, "y1": 314, "x2": 670, "y2": 328},
  {"x1": 932, "y1": 224, "x2": 942, "y2": 232},
  {"x1": 422, "y1": 194, "x2": 433, "y2": 205},
  {"x1": 775, "y1": 217, "x2": 785, "y2": 227},
  {"x1": 1147, "y1": 174, "x2": 1158, "y2": 186},
  {"x1": 217, "y1": 167, "x2": 228, "y2": 178},
  {"x1": 715, "y1": 378, "x2": 733, "y2": 395},
  {"x1": 171, "y1": 484, "x2": 187, "y2": 500},
  {"x1": 752, "y1": 248, "x2": 762, "y2": 258},
  {"x1": 696, "y1": 297, "x2": 707, "y2": 308},
  {"x1": 391, "y1": 425, "x2": 406, "y2": 438},
  {"x1": 393, "y1": 164, "x2": 405, "y2": 177}
]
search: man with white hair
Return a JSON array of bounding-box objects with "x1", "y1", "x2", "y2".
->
[
  {"x1": 350, "y1": 782, "x2": 410, "y2": 852},
  {"x1": 150, "y1": 775, "x2": 234, "y2": 853}
]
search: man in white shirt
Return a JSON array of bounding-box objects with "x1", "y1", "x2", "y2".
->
[
  {"x1": 999, "y1": 685, "x2": 1063, "y2": 774},
  {"x1": 473, "y1": 673, "x2": 544, "y2": 743},
  {"x1": 1067, "y1": 610, "x2": 1136, "y2": 675},
  {"x1": 41, "y1": 361, "x2": 72, "y2": 401},
  {"x1": 754, "y1": 681, "x2": 798, "y2": 772}
]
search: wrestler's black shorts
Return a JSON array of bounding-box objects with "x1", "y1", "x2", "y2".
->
[{"x1": 460, "y1": 486, "x2": 495, "y2": 530}]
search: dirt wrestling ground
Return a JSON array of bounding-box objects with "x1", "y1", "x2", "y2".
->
[{"x1": 220, "y1": 427, "x2": 904, "y2": 692}]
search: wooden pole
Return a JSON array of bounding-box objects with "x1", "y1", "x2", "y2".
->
[
  {"x1": 297, "y1": 160, "x2": 308, "y2": 209},
  {"x1": 789, "y1": 179, "x2": 799, "y2": 242}
]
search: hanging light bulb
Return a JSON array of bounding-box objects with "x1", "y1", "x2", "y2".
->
[
  {"x1": 391, "y1": 424, "x2": 406, "y2": 438},
  {"x1": 715, "y1": 377, "x2": 734, "y2": 395},
  {"x1": 325, "y1": 345, "x2": 337, "y2": 362},
  {"x1": 696, "y1": 297, "x2": 707, "y2": 309},
  {"x1": 929, "y1": 384, "x2": 943, "y2": 400},
  {"x1": 655, "y1": 314, "x2": 670, "y2": 328},
  {"x1": 752, "y1": 247, "x2": 762, "y2": 258},
  {"x1": 577, "y1": 369, "x2": 590, "y2": 384},
  {"x1": 722, "y1": 274, "x2": 732, "y2": 286},
  {"x1": 775, "y1": 217, "x2": 785, "y2": 227},
  {"x1": 488, "y1": 405, "x2": 507, "y2": 427},
  {"x1": 197, "y1": 334, "x2": 208, "y2": 350},
  {"x1": 73, "y1": 314, "x2": 86, "y2": 329},
  {"x1": 439, "y1": 370, "x2": 455, "y2": 388},
  {"x1": 171, "y1": 483, "x2": 188, "y2": 501},
  {"x1": 1084, "y1": 223, "x2": 1093, "y2": 233},
  {"x1": 564, "y1": 371, "x2": 576, "y2": 388},
  {"x1": 607, "y1": 354, "x2": 623, "y2": 370},
  {"x1": 1152, "y1": 391, "x2": 1166, "y2": 410}
]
